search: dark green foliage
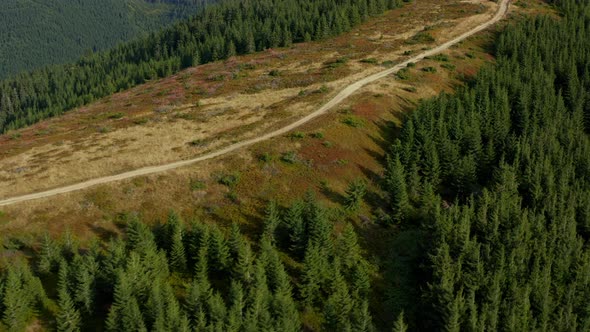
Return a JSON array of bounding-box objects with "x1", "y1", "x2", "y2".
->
[
  {"x1": 344, "y1": 179, "x2": 367, "y2": 212},
  {"x1": 384, "y1": 1, "x2": 590, "y2": 329},
  {"x1": 385, "y1": 155, "x2": 409, "y2": 224},
  {"x1": 37, "y1": 232, "x2": 60, "y2": 274},
  {"x1": 0, "y1": 193, "x2": 375, "y2": 330},
  {"x1": 1, "y1": 262, "x2": 47, "y2": 331},
  {"x1": 0, "y1": 0, "x2": 207, "y2": 79},
  {"x1": 262, "y1": 200, "x2": 281, "y2": 242},
  {"x1": 0, "y1": 0, "x2": 403, "y2": 133},
  {"x1": 56, "y1": 261, "x2": 81, "y2": 332}
]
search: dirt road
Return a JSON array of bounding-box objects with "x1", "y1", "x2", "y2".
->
[{"x1": 0, "y1": 0, "x2": 510, "y2": 207}]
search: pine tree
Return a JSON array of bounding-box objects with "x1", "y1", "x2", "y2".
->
[
  {"x1": 56, "y1": 275, "x2": 81, "y2": 332},
  {"x1": 38, "y1": 232, "x2": 58, "y2": 274},
  {"x1": 207, "y1": 292, "x2": 227, "y2": 329},
  {"x1": 72, "y1": 255, "x2": 96, "y2": 315},
  {"x1": 344, "y1": 179, "x2": 367, "y2": 212},
  {"x1": 2, "y1": 265, "x2": 33, "y2": 331},
  {"x1": 227, "y1": 281, "x2": 245, "y2": 332},
  {"x1": 170, "y1": 223, "x2": 187, "y2": 272},
  {"x1": 392, "y1": 311, "x2": 408, "y2": 332},
  {"x1": 385, "y1": 155, "x2": 409, "y2": 224},
  {"x1": 284, "y1": 201, "x2": 306, "y2": 257},
  {"x1": 337, "y1": 224, "x2": 362, "y2": 270},
  {"x1": 323, "y1": 266, "x2": 353, "y2": 332},
  {"x1": 106, "y1": 271, "x2": 147, "y2": 332},
  {"x1": 208, "y1": 226, "x2": 230, "y2": 273},
  {"x1": 232, "y1": 240, "x2": 254, "y2": 285},
  {"x1": 262, "y1": 200, "x2": 281, "y2": 243},
  {"x1": 352, "y1": 300, "x2": 373, "y2": 332},
  {"x1": 300, "y1": 243, "x2": 326, "y2": 308},
  {"x1": 244, "y1": 262, "x2": 273, "y2": 332}
]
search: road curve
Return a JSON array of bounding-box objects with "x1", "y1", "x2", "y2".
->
[{"x1": 0, "y1": 0, "x2": 509, "y2": 207}]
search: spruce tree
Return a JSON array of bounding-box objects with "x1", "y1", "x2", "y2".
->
[
  {"x1": 344, "y1": 179, "x2": 367, "y2": 212},
  {"x1": 385, "y1": 155, "x2": 409, "y2": 224},
  {"x1": 56, "y1": 279, "x2": 81, "y2": 332},
  {"x1": 392, "y1": 311, "x2": 408, "y2": 332},
  {"x1": 38, "y1": 233, "x2": 58, "y2": 274},
  {"x1": 262, "y1": 200, "x2": 281, "y2": 243},
  {"x1": 2, "y1": 265, "x2": 33, "y2": 331},
  {"x1": 170, "y1": 223, "x2": 187, "y2": 272},
  {"x1": 208, "y1": 226, "x2": 230, "y2": 273}
]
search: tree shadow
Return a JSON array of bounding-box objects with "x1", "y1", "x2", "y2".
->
[
  {"x1": 88, "y1": 224, "x2": 120, "y2": 243},
  {"x1": 319, "y1": 182, "x2": 346, "y2": 206}
]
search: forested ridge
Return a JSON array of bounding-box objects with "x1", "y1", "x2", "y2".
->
[
  {"x1": 1, "y1": 0, "x2": 590, "y2": 331},
  {"x1": 0, "y1": 0, "x2": 208, "y2": 80},
  {"x1": 383, "y1": 0, "x2": 590, "y2": 329},
  {"x1": 0, "y1": 0, "x2": 404, "y2": 134}
]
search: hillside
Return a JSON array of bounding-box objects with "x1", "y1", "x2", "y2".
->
[
  {"x1": 0, "y1": 0, "x2": 404, "y2": 133},
  {"x1": 0, "y1": 0, "x2": 584, "y2": 331},
  {"x1": 0, "y1": 0, "x2": 206, "y2": 79}
]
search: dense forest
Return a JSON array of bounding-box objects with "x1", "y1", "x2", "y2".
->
[
  {"x1": 0, "y1": 0, "x2": 404, "y2": 133},
  {"x1": 0, "y1": 0, "x2": 209, "y2": 80},
  {"x1": 1, "y1": 0, "x2": 590, "y2": 330},
  {"x1": 0, "y1": 197, "x2": 374, "y2": 331},
  {"x1": 383, "y1": 0, "x2": 590, "y2": 329}
]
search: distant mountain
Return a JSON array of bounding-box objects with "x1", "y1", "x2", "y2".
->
[{"x1": 0, "y1": 0, "x2": 208, "y2": 79}]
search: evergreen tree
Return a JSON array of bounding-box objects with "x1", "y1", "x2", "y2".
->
[
  {"x1": 56, "y1": 274, "x2": 81, "y2": 332},
  {"x1": 262, "y1": 200, "x2": 281, "y2": 242},
  {"x1": 344, "y1": 179, "x2": 367, "y2": 212},
  {"x1": 38, "y1": 233, "x2": 59, "y2": 274},
  {"x1": 170, "y1": 222, "x2": 187, "y2": 272},
  {"x1": 385, "y1": 154, "x2": 409, "y2": 224},
  {"x1": 392, "y1": 311, "x2": 408, "y2": 332}
]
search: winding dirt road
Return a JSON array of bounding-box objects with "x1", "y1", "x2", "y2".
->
[{"x1": 0, "y1": 0, "x2": 510, "y2": 207}]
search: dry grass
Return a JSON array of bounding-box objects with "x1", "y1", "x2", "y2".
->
[{"x1": 0, "y1": 0, "x2": 551, "y2": 242}]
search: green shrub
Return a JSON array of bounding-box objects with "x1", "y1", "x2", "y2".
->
[
  {"x1": 382, "y1": 60, "x2": 395, "y2": 67},
  {"x1": 397, "y1": 68, "x2": 411, "y2": 80},
  {"x1": 108, "y1": 112, "x2": 125, "y2": 119},
  {"x1": 218, "y1": 173, "x2": 241, "y2": 187},
  {"x1": 281, "y1": 151, "x2": 298, "y2": 164},
  {"x1": 342, "y1": 116, "x2": 365, "y2": 128},
  {"x1": 258, "y1": 153, "x2": 273, "y2": 162},
  {"x1": 290, "y1": 132, "x2": 305, "y2": 139},
  {"x1": 422, "y1": 66, "x2": 437, "y2": 73},
  {"x1": 432, "y1": 54, "x2": 450, "y2": 62},
  {"x1": 188, "y1": 139, "x2": 202, "y2": 146},
  {"x1": 406, "y1": 32, "x2": 435, "y2": 45},
  {"x1": 190, "y1": 179, "x2": 206, "y2": 191},
  {"x1": 441, "y1": 63, "x2": 456, "y2": 71},
  {"x1": 360, "y1": 58, "x2": 379, "y2": 64}
]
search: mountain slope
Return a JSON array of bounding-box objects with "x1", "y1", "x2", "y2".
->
[
  {"x1": 0, "y1": 0, "x2": 403, "y2": 133},
  {"x1": 0, "y1": 0, "x2": 205, "y2": 79}
]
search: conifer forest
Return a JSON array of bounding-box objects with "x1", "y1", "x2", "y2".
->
[{"x1": 0, "y1": 0, "x2": 589, "y2": 330}]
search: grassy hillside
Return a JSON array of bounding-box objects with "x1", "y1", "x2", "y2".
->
[
  {"x1": 2, "y1": 0, "x2": 582, "y2": 330},
  {"x1": 0, "y1": 0, "x2": 403, "y2": 133},
  {"x1": 0, "y1": 0, "x2": 205, "y2": 79}
]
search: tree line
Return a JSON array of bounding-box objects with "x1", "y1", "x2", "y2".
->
[
  {"x1": 0, "y1": 0, "x2": 208, "y2": 80},
  {"x1": 0, "y1": 195, "x2": 375, "y2": 331},
  {"x1": 0, "y1": 0, "x2": 405, "y2": 133},
  {"x1": 382, "y1": 0, "x2": 590, "y2": 329}
]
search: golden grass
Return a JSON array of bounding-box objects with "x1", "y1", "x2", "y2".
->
[{"x1": 0, "y1": 0, "x2": 551, "y2": 242}]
